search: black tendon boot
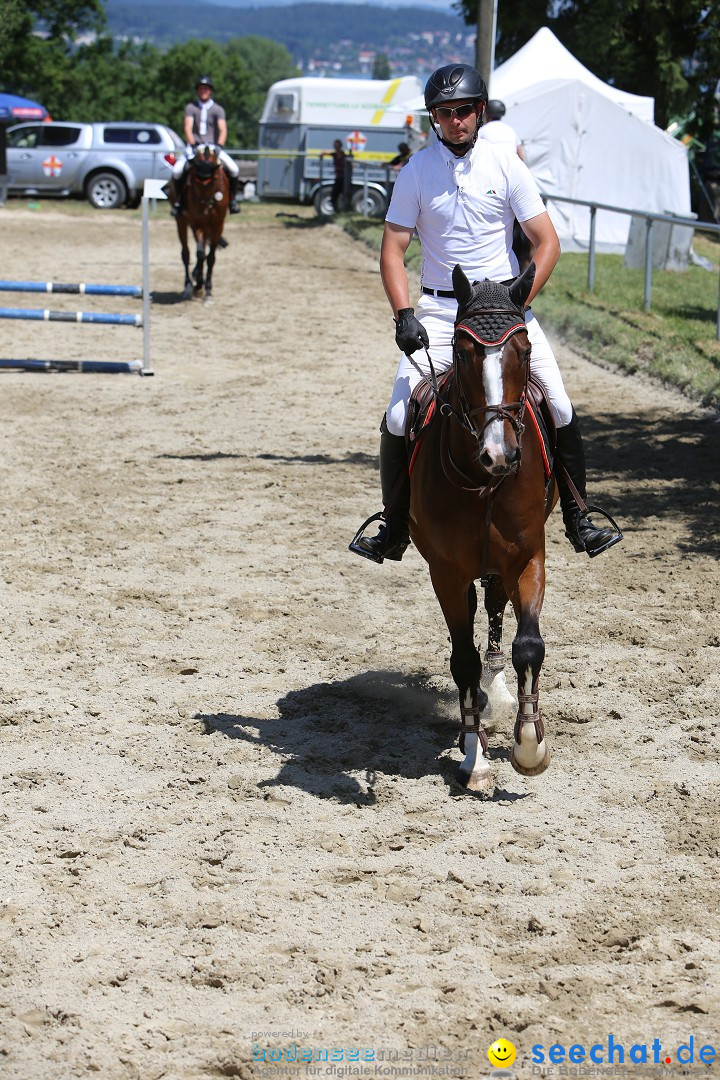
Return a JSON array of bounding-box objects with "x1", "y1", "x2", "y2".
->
[
  {"x1": 349, "y1": 417, "x2": 410, "y2": 564},
  {"x1": 555, "y1": 409, "x2": 623, "y2": 557},
  {"x1": 228, "y1": 175, "x2": 241, "y2": 214}
]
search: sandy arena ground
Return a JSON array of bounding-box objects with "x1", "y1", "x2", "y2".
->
[{"x1": 0, "y1": 200, "x2": 718, "y2": 1079}]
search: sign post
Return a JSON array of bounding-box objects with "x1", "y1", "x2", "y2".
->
[{"x1": 140, "y1": 178, "x2": 169, "y2": 375}]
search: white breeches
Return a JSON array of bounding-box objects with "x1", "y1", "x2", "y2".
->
[
  {"x1": 385, "y1": 292, "x2": 573, "y2": 437},
  {"x1": 172, "y1": 148, "x2": 240, "y2": 179}
]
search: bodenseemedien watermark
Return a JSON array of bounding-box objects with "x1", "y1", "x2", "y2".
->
[{"x1": 251, "y1": 1044, "x2": 470, "y2": 1077}]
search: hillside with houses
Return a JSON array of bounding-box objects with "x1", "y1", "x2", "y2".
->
[{"x1": 105, "y1": 0, "x2": 476, "y2": 76}]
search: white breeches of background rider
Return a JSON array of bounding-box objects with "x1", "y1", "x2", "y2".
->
[
  {"x1": 385, "y1": 292, "x2": 574, "y2": 438},
  {"x1": 172, "y1": 147, "x2": 240, "y2": 179}
]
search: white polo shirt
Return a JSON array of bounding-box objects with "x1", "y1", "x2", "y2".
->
[{"x1": 386, "y1": 137, "x2": 544, "y2": 289}]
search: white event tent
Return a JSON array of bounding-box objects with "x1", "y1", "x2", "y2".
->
[
  {"x1": 490, "y1": 27, "x2": 654, "y2": 124},
  {"x1": 488, "y1": 29, "x2": 691, "y2": 251}
]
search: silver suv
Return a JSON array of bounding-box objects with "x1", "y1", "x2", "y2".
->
[{"x1": 6, "y1": 121, "x2": 184, "y2": 208}]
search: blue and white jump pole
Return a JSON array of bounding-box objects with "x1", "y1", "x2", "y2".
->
[
  {"x1": 0, "y1": 307, "x2": 142, "y2": 325},
  {"x1": 0, "y1": 177, "x2": 167, "y2": 375},
  {"x1": 0, "y1": 282, "x2": 142, "y2": 297}
]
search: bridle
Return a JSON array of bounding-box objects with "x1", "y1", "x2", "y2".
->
[
  {"x1": 452, "y1": 314, "x2": 530, "y2": 447},
  {"x1": 406, "y1": 313, "x2": 530, "y2": 493}
]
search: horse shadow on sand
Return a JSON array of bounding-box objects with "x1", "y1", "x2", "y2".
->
[{"x1": 197, "y1": 670, "x2": 528, "y2": 804}]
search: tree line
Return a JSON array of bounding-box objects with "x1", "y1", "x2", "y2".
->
[
  {"x1": 0, "y1": 0, "x2": 298, "y2": 147},
  {"x1": 460, "y1": 0, "x2": 720, "y2": 138},
  {"x1": 2, "y1": 0, "x2": 718, "y2": 142}
]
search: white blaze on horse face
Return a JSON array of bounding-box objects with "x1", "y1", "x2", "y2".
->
[{"x1": 482, "y1": 347, "x2": 509, "y2": 466}]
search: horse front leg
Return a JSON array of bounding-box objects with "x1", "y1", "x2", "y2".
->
[
  {"x1": 178, "y1": 222, "x2": 193, "y2": 300},
  {"x1": 204, "y1": 243, "x2": 217, "y2": 302},
  {"x1": 507, "y1": 559, "x2": 551, "y2": 776},
  {"x1": 193, "y1": 235, "x2": 206, "y2": 296},
  {"x1": 480, "y1": 574, "x2": 517, "y2": 729},
  {"x1": 430, "y1": 566, "x2": 493, "y2": 794}
]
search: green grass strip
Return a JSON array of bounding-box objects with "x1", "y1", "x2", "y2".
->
[{"x1": 341, "y1": 216, "x2": 720, "y2": 410}]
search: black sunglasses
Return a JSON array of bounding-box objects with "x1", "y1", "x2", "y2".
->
[{"x1": 433, "y1": 103, "x2": 478, "y2": 120}]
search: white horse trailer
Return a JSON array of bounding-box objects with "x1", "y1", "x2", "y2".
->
[{"x1": 257, "y1": 76, "x2": 424, "y2": 215}]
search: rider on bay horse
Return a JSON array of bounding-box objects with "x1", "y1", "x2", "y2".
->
[
  {"x1": 350, "y1": 63, "x2": 623, "y2": 564},
  {"x1": 171, "y1": 75, "x2": 241, "y2": 217}
]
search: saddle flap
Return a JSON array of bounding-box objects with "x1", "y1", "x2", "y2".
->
[
  {"x1": 525, "y1": 376, "x2": 555, "y2": 481},
  {"x1": 407, "y1": 369, "x2": 453, "y2": 446}
]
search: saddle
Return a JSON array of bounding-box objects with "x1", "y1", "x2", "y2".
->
[
  {"x1": 406, "y1": 370, "x2": 555, "y2": 484},
  {"x1": 406, "y1": 368, "x2": 452, "y2": 470}
]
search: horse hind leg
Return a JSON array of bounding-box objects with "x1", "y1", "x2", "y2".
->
[{"x1": 480, "y1": 574, "x2": 517, "y2": 729}]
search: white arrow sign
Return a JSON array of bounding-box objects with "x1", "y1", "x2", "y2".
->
[{"x1": 143, "y1": 178, "x2": 169, "y2": 200}]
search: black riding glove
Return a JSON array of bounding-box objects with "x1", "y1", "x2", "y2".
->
[{"x1": 394, "y1": 308, "x2": 429, "y2": 354}]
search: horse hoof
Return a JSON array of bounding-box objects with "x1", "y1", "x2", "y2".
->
[
  {"x1": 203, "y1": 295, "x2": 214, "y2": 305},
  {"x1": 182, "y1": 287, "x2": 192, "y2": 301},
  {"x1": 510, "y1": 743, "x2": 551, "y2": 777},
  {"x1": 456, "y1": 766, "x2": 495, "y2": 796}
]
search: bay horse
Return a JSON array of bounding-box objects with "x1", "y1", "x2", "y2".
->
[
  {"x1": 172, "y1": 144, "x2": 229, "y2": 301},
  {"x1": 409, "y1": 261, "x2": 557, "y2": 795}
]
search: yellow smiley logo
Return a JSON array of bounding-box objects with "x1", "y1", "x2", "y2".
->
[{"x1": 488, "y1": 1038, "x2": 517, "y2": 1068}]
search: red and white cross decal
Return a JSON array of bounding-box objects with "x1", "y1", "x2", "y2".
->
[{"x1": 42, "y1": 155, "x2": 64, "y2": 177}]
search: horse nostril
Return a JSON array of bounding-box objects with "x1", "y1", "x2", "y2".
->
[{"x1": 479, "y1": 450, "x2": 494, "y2": 469}]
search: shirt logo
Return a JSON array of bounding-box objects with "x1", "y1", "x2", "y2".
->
[{"x1": 485, "y1": 188, "x2": 498, "y2": 194}]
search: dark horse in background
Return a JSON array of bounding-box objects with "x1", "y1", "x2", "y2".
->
[
  {"x1": 169, "y1": 144, "x2": 229, "y2": 301},
  {"x1": 409, "y1": 262, "x2": 557, "y2": 795}
]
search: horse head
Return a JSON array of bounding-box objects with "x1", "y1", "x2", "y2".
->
[
  {"x1": 450, "y1": 262, "x2": 534, "y2": 476},
  {"x1": 192, "y1": 143, "x2": 222, "y2": 180}
]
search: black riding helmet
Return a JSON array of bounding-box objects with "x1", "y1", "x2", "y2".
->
[
  {"x1": 424, "y1": 64, "x2": 488, "y2": 110},
  {"x1": 486, "y1": 99, "x2": 506, "y2": 120},
  {"x1": 424, "y1": 64, "x2": 488, "y2": 151},
  {"x1": 196, "y1": 75, "x2": 214, "y2": 89}
]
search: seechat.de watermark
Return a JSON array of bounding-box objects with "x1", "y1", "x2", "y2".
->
[{"x1": 530, "y1": 1035, "x2": 716, "y2": 1068}]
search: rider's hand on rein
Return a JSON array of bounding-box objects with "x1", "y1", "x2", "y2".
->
[{"x1": 395, "y1": 308, "x2": 430, "y2": 354}]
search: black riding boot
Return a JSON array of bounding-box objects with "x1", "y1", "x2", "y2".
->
[
  {"x1": 350, "y1": 418, "x2": 410, "y2": 564},
  {"x1": 555, "y1": 409, "x2": 623, "y2": 557},
  {"x1": 228, "y1": 175, "x2": 241, "y2": 214},
  {"x1": 171, "y1": 171, "x2": 187, "y2": 218}
]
